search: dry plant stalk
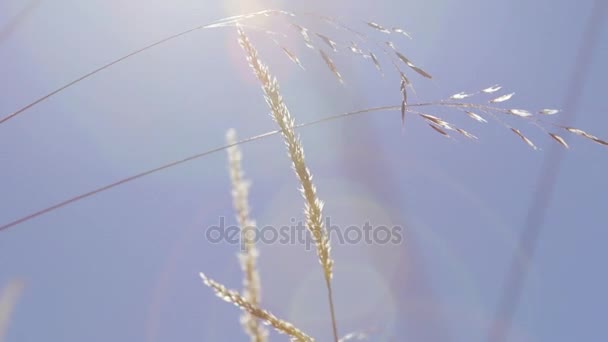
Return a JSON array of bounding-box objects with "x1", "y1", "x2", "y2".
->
[
  {"x1": 226, "y1": 129, "x2": 267, "y2": 342},
  {"x1": 237, "y1": 25, "x2": 338, "y2": 341},
  {"x1": 200, "y1": 273, "x2": 313, "y2": 342}
]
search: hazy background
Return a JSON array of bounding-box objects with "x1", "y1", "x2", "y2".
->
[{"x1": 1, "y1": 0, "x2": 607, "y2": 341}]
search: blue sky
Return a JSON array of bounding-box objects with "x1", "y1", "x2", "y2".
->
[{"x1": 1, "y1": 0, "x2": 607, "y2": 341}]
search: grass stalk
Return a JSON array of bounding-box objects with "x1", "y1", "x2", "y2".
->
[
  {"x1": 200, "y1": 273, "x2": 313, "y2": 342},
  {"x1": 237, "y1": 26, "x2": 338, "y2": 342},
  {"x1": 226, "y1": 129, "x2": 267, "y2": 342}
]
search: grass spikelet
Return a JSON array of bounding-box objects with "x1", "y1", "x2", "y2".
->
[
  {"x1": 508, "y1": 109, "x2": 533, "y2": 117},
  {"x1": 395, "y1": 52, "x2": 432, "y2": 79},
  {"x1": 482, "y1": 84, "x2": 502, "y2": 93},
  {"x1": 237, "y1": 26, "x2": 338, "y2": 341},
  {"x1": 490, "y1": 92, "x2": 515, "y2": 103},
  {"x1": 564, "y1": 127, "x2": 593, "y2": 137},
  {"x1": 400, "y1": 79, "x2": 408, "y2": 126},
  {"x1": 511, "y1": 128, "x2": 538, "y2": 150},
  {"x1": 539, "y1": 109, "x2": 560, "y2": 115},
  {"x1": 392, "y1": 27, "x2": 413, "y2": 39},
  {"x1": 399, "y1": 72, "x2": 411, "y2": 87},
  {"x1": 366, "y1": 21, "x2": 391, "y2": 33},
  {"x1": 400, "y1": 101, "x2": 407, "y2": 127},
  {"x1": 549, "y1": 133, "x2": 569, "y2": 149},
  {"x1": 369, "y1": 52, "x2": 383, "y2": 74},
  {"x1": 226, "y1": 129, "x2": 267, "y2": 342},
  {"x1": 395, "y1": 51, "x2": 412, "y2": 66},
  {"x1": 564, "y1": 127, "x2": 608, "y2": 146},
  {"x1": 291, "y1": 23, "x2": 315, "y2": 49},
  {"x1": 419, "y1": 113, "x2": 452, "y2": 129},
  {"x1": 319, "y1": 49, "x2": 344, "y2": 83},
  {"x1": 456, "y1": 128, "x2": 478, "y2": 140},
  {"x1": 315, "y1": 33, "x2": 338, "y2": 52},
  {"x1": 593, "y1": 138, "x2": 608, "y2": 146},
  {"x1": 200, "y1": 273, "x2": 313, "y2": 342},
  {"x1": 280, "y1": 46, "x2": 305, "y2": 69},
  {"x1": 450, "y1": 92, "x2": 473, "y2": 100},
  {"x1": 465, "y1": 111, "x2": 488, "y2": 123},
  {"x1": 429, "y1": 123, "x2": 450, "y2": 137}
]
